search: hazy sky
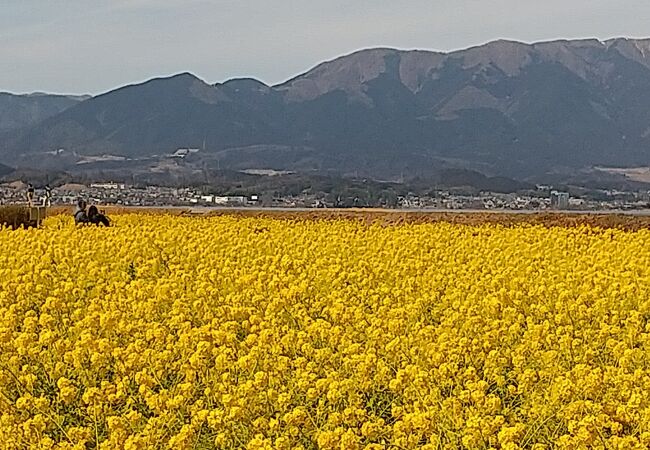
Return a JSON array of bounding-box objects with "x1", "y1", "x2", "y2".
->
[{"x1": 2, "y1": 0, "x2": 650, "y2": 95}]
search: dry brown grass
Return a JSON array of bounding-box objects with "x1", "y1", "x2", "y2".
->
[
  {"x1": 42, "y1": 205, "x2": 650, "y2": 230},
  {"x1": 49, "y1": 206, "x2": 190, "y2": 216},
  {"x1": 0, "y1": 206, "x2": 31, "y2": 229},
  {"x1": 202, "y1": 209, "x2": 650, "y2": 231}
]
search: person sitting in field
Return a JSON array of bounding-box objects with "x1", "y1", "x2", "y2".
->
[
  {"x1": 74, "y1": 199, "x2": 89, "y2": 225},
  {"x1": 88, "y1": 205, "x2": 110, "y2": 227}
]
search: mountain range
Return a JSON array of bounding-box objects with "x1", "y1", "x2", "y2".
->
[
  {"x1": 2, "y1": 37, "x2": 650, "y2": 183},
  {"x1": 0, "y1": 93, "x2": 88, "y2": 133}
]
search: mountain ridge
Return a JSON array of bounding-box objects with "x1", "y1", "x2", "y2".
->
[
  {"x1": 0, "y1": 93, "x2": 89, "y2": 133},
  {"x1": 3, "y1": 37, "x2": 650, "y2": 181}
]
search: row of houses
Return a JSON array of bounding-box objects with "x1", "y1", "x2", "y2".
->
[{"x1": 197, "y1": 195, "x2": 259, "y2": 205}]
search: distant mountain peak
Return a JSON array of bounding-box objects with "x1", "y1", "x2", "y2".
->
[
  {"x1": 605, "y1": 38, "x2": 650, "y2": 69},
  {"x1": 114, "y1": 72, "x2": 204, "y2": 91},
  {"x1": 164, "y1": 71, "x2": 201, "y2": 81},
  {"x1": 220, "y1": 78, "x2": 271, "y2": 94},
  {"x1": 222, "y1": 77, "x2": 268, "y2": 86},
  {"x1": 276, "y1": 48, "x2": 401, "y2": 102},
  {"x1": 457, "y1": 40, "x2": 534, "y2": 76}
]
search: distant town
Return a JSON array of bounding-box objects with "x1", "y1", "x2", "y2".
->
[{"x1": 1, "y1": 180, "x2": 649, "y2": 212}]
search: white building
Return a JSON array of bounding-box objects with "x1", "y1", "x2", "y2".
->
[{"x1": 90, "y1": 183, "x2": 126, "y2": 190}]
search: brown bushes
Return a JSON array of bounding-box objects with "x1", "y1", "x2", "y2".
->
[{"x1": 0, "y1": 206, "x2": 32, "y2": 229}]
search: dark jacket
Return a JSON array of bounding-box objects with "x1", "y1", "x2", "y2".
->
[{"x1": 74, "y1": 208, "x2": 89, "y2": 224}]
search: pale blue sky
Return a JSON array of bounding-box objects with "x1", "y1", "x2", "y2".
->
[{"x1": 2, "y1": 0, "x2": 650, "y2": 94}]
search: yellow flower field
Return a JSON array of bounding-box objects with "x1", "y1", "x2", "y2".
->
[{"x1": 1, "y1": 214, "x2": 649, "y2": 449}]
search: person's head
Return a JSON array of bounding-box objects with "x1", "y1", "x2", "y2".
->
[
  {"x1": 77, "y1": 199, "x2": 87, "y2": 210},
  {"x1": 88, "y1": 205, "x2": 99, "y2": 217}
]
